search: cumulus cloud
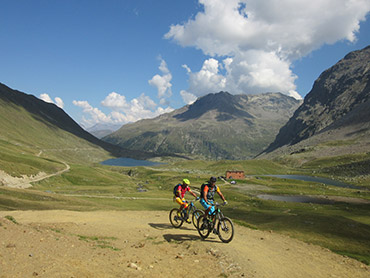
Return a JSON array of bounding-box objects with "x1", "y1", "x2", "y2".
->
[
  {"x1": 184, "y1": 58, "x2": 226, "y2": 96},
  {"x1": 166, "y1": 0, "x2": 370, "y2": 99},
  {"x1": 40, "y1": 93, "x2": 64, "y2": 108},
  {"x1": 148, "y1": 59, "x2": 173, "y2": 99},
  {"x1": 74, "y1": 59, "x2": 176, "y2": 128},
  {"x1": 73, "y1": 100, "x2": 111, "y2": 127},
  {"x1": 74, "y1": 92, "x2": 174, "y2": 128},
  {"x1": 180, "y1": 90, "x2": 197, "y2": 104},
  {"x1": 101, "y1": 92, "x2": 128, "y2": 109}
]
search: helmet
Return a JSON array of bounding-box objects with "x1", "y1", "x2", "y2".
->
[
  {"x1": 209, "y1": 176, "x2": 217, "y2": 183},
  {"x1": 182, "y1": 178, "x2": 190, "y2": 185}
]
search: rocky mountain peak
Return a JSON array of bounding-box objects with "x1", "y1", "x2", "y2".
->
[
  {"x1": 104, "y1": 91, "x2": 301, "y2": 159},
  {"x1": 174, "y1": 91, "x2": 253, "y2": 121},
  {"x1": 263, "y1": 45, "x2": 370, "y2": 154}
]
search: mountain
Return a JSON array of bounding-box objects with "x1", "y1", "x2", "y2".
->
[
  {"x1": 86, "y1": 123, "x2": 122, "y2": 139},
  {"x1": 103, "y1": 92, "x2": 302, "y2": 160},
  {"x1": 262, "y1": 45, "x2": 370, "y2": 156},
  {"x1": 0, "y1": 83, "x2": 154, "y2": 166}
]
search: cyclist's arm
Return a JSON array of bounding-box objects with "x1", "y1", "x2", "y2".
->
[
  {"x1": 188, "y1": 189, "x2": 197, "y2": 198},
  {"x1": 217, "y1": 187, "x2": 226, "y2": 202}
]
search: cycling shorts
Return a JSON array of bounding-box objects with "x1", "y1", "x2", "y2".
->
[
  {"x1": 174, "y1": 196, "x2": 189, "y2": 208},
  {"x1": 200, "y1": 198, "x2": 215, "y2": 215}
]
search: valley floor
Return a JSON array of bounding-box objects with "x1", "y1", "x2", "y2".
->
[{"x1": 0, "y1": 210, "x2": 369, "y2": 278}]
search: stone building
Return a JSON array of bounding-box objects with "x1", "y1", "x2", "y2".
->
[{"x1": 226, "y1": 170, "x2": 244, "y2": 180}]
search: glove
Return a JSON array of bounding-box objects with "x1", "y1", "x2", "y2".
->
[{"x1": 223, "y1": 200, "x2": 228, "y2": 205}]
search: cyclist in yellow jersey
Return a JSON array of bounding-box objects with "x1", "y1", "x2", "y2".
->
[{"x1": 173, "y1": 179, "x2": 198, "y2": 222}]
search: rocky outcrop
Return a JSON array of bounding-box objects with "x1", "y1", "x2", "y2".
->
[{"x1": 263, "y1": 45, "x2": 370, "y2": 154}]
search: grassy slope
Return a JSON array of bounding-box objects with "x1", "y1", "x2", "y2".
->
[
  {"x1": 1, "y1": 157, "x2": 369, "y2": 265},
  {"x1": 0, "y1": 97, "x2": 111, "y2": 177}
]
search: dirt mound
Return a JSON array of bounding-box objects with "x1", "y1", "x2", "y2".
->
[{"x1": 0, "y1": 210, "x2": 368, "y2": 278}]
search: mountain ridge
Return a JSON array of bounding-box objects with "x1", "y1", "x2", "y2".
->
[
  {"x1": 103, "y1": 92, "x2": 302, "y2": 160},
  {"x1": 262, "y1": 45, "x2": 370, "y2": 155}
]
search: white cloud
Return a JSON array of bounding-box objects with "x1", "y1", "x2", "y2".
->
[
  {"x1": 72, "y1": 100, "x2": 111, "y2": 126},
  {"x1": 166, "y1": 0, "x2": 370, "y2": 99},
  {"x1": 137, "y1": 93, "x2": 158, "y2": 110},
  {"x1": 40, "y1": 93, "x2": 53, "y2": 103},
  {"x1": 149, "y1": 59, "x2": 173, "y2": 99},
  {"x1": 184, "y1": 58, "x2": 226, "y2": 97},
  {"x1": 39, "y1": 93, "x2": 64, "y2": 108},
  {"x1": 224, "y1": 50, "x2": 298, "y2": 96},
  {"x1": 54, "y1": 97, "x2": 64, "y2": 109},
  {"x1": 74, "y1": 92, "x2": 174, "y2": 128},
  {"x1": 101, "y1": 92, "x2": 128, "y2": 109},
  {"x1": 180, "y1": 90, "x2": 197, "y2": 104}
]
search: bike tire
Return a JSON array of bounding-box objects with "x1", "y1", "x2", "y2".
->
[
  {"x1": 197, "y1": 215, "x2": 211, "y2": 239},
  {"x1": 217, "y1": 217, "x2": 234, "y2": 243},
  {"x1": 169, "y1": 208, "x2": 183, "y2": 228},
  {"x1": 192, "y1": 209, "x2": 204, "y2": 229}
]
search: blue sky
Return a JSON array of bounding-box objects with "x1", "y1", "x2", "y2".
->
[{"x1": 1, "y1": 0, "x2": 369, "y2": 129}]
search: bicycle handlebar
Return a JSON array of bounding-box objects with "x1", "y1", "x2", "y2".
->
[{"x1": 213, "y1": 202, "x2": 227, "y2": 207}]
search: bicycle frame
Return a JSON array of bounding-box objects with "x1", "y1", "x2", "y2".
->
[
  {"x1": 170, "y1": 198, "x2": 203, "y2": 229},
  {"x1": 196, "y1": 202, "x2": 234, "y2": 243},
  {"x1": 209, "y1": 204, "x2": 224, "y2": 228}
]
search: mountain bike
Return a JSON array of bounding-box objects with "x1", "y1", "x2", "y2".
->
[
  {"x1": 169, "y1": 199, "x2": 204, "y2": 229},
  {"x1": 196, "y1": 202, "x2": 234, "y2": 243}
]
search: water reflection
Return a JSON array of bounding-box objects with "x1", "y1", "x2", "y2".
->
[{"x1": 101, "y1": 157, "x2": 162, "y2": 167}]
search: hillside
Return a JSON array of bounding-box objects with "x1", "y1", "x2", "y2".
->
[
  {"x1": 263, "y1": 45, "x2": 370, "y2": 155},
  {"x1": 103, "y1": 92, "x2": 302, "y2": 160},
  {"x1": 0, "y1": 83, "x2": 154, "y2": 178}
]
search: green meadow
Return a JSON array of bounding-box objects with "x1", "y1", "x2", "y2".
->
[{"x1": 1, "y1": 154, "x2": 369, "y2": 265}]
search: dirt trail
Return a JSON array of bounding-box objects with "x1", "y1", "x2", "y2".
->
[
  {"x1": 0, "y1": 210, "x2": 368, "y2": 278},
  {"x1": 0, "y1": 161, "x2": 70, "y2": 189}
]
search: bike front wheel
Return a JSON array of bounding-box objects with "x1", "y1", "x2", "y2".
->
[
  {"x1": 197, "y1": 215, "x2": 211, "y2": 239},
  {"x1": 192, "y1": 209, "x2": 204, "y2": 229},
  {"x1": 169, "y1": 208, "x2": 183, "y2": 228},
  {"x1": 217, "y1": 217, "x2": 234, "y2": 243}
]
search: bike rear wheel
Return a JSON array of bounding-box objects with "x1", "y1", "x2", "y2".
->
[
  {"x1": 197, "y1": 215, "x2": 211, "y2": 239},
  {"x1": 192, "y1": 209, "x2": 204, "y2": 229},
  {"x1": 169, "y1": 208, "x2": 183, "y2": 228},
  {"x1": 217, "y1": 217, "x2": 234, "y2": 243}
]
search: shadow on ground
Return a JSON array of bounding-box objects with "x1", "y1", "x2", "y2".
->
[
  {"x1": 163, "y1": 233, "x2": 200, "y2": 242},
  {"x1": 149, "y1": 222, "x2": 194, "y2": 231}
]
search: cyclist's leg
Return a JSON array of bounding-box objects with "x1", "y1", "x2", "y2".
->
[
  {"x1": 176, "y1": 197, "x2": 189, "y2": 215},
  {"x1": 182, "y1": 198, "x2": 189, "y2": 210},
  {"x1": 200, "y1": 199, "x2": 212, "y2": 217},
  {"x1": 175, "y1": 197, "x2": 184, "y2": 215},
  {"x1": 208, "y1": 200, "x2": 215, "y2": 218}
]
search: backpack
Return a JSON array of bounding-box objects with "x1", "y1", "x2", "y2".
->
[
  {"x1": 200, "y1": 183, "x2": 207, "y2": 199},
  {"x1": 200, "y1": 182, "x2": 217, "y2": 200},
  {"x1": 173, "y1": 184, "x2": 181, "y2": 196}
]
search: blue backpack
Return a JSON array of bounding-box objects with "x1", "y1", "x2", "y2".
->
[{"x1": 173, "y1": 184, "x2": 181, "y2": 196}]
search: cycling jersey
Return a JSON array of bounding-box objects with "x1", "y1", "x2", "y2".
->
[
  {"x1": 200, "y1": 183, "x2": 220, "y2": 201},
  {"x1": 174, "y1": 184, "x2": 190, "y2": 199}
]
